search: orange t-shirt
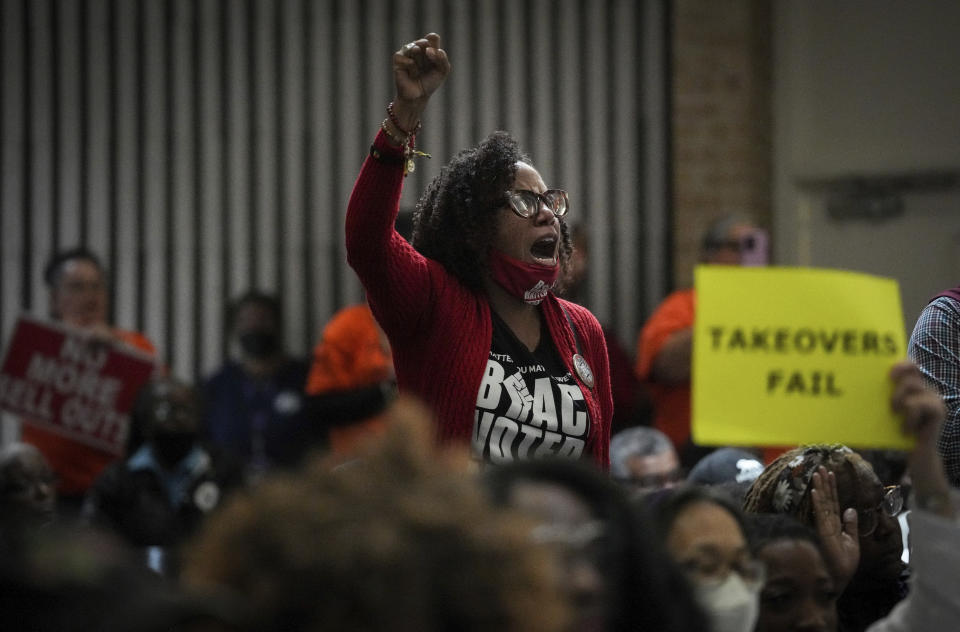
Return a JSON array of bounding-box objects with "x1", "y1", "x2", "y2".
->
[
  {"x1": 636, "y1": 289, "x2": 695, "y2": 449},
  {"x1": 20, "y1": 328, "x2": 157, "y2": 497},
  {"x1": 635, "y1": 290, "x2": 792, "y2": 462}
]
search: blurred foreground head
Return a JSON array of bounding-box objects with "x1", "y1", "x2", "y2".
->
[
  {"x1": 483, "y1": 458, "x2": 709, "y2": 632},
  {"x1": 0, "y1": 524, "x2": 239, "y2": 632},
  {"x1": 182, "y1": 396, "x2": 568, "y2": 632},
  {"x1": 0, "y1": 443, "x2": 57, "y2": 529},
  {"x1": 744, "y1": 445, "x2": 904, "y2": 583}
]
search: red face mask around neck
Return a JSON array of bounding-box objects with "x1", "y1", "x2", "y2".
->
[{"x1": 488, "y1": 249, "x2": 559, "y2": 305}]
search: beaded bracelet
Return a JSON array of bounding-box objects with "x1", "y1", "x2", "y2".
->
[
  {"x1": 380, "y1": 118, "x2": 409, "y2": 147},
  {"x1": 380, "y1": 113, "x2": 430, "y2": 176},
  {"x1": 387, "y1": 101, "x2": 422, "y2": 137}
]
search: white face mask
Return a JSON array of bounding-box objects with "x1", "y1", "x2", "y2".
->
[{"x1": 693, "y1": 573, "x2": 760, "y2": 632}]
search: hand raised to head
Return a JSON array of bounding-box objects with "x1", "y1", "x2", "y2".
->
[{"x1": 810, "y1": 466, "x2": 860, "y2": 591}]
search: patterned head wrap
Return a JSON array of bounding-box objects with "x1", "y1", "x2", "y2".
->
[{"x1": 744, "y1": 444, "x2": 853, "y2": 520}]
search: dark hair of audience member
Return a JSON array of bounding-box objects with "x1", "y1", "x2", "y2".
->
[
  {"x1": 484, "y1": 458, "x2": 709, "y2": 632},
  {"x1": 744, "y1": 512, "x2": 824, "y2": 558},
  {"x1": 181, "y1": 397, "x2": 569, "y2": 632},
  {"x1": 743, "y1": 513, "x2": 840, "y2": 632},
  {"x1": 651, "y1": 484, "x2": 750, "y2": 543},
  {"x1": 43, "y1": 247, "x2": 105, "y2": 288},
  {"x1": 0, "y1": 443, "x2": 57, "y2": 532},
  {"x1": 0, "y1": 522, "x2": 240, "y2": 632}
]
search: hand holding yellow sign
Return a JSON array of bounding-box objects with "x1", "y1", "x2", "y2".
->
[{"x1": 692, "y1": 266, "x2": 911, "y2": 449}]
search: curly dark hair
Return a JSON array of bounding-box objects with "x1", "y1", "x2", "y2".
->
[{"x1": 412, "y1": 131, "x2": 574, "y2": 291}]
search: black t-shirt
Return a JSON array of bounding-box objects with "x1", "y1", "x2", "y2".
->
[{"x1": 472, "y1": 312, "x2": 590, "y2": 463}]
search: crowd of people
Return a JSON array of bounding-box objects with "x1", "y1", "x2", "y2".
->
[{"x1": 3, "y1": 32, "x2": 960, "y2": 632}]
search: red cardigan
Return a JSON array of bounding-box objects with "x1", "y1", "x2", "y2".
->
[{"x1": 346, "y1": 131, "x2": 613, "y2": 468}]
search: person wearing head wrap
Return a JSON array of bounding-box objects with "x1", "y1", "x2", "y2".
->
[{"x1": 744, "y1": 444, "x2": 906, "y2": 632}]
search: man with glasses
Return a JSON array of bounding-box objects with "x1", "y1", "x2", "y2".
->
[
  {"x1": 609, "y1": 426, "x2": 684, "y2": 496},
  {"x1": 19, "y1": 248, "x2": 156, "y2": 516},
  {"x1": 635, "y1": 215, "x2": 768, "y2": 467}
]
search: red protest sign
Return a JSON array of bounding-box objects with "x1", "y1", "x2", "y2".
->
[{"x1": 0, "y1": 315, "x2": 156, "y2": 456}]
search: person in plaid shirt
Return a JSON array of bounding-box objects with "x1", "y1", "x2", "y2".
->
[{"x1": 908, "y1": 286, "x2": 960, "y2": 487}]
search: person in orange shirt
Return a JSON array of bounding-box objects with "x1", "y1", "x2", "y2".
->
[
  {"x1": 305, "y1": 303, "x2": 396, "y2": 460},
  {"x1": 19, "y1": 248, "x2": 157, "y2": 514},
  {"x1": 636, "y1": 216, "x2": 772, "y2": 467}
]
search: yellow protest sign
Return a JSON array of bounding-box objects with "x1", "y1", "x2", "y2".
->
[{"x1": 692, "y1": 266, "x2": 910, "y2": 449}]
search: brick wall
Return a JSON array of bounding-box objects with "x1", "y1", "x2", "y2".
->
[{"x1": 671, "y1": 0, "x2": 772, "y2": 288}]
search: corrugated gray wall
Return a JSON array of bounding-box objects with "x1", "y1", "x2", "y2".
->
[{"x1": 1, "y1": 0, "x2": 667, "y2": 395}]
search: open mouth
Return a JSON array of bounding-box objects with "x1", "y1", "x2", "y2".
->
[{"x1": 530, "y1": 236, "x2": 558, "y2": 263}]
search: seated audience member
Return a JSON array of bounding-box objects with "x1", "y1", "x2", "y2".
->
[
  {"x1": 84, "y1": 377, "x2": 243, "y2": 574},
  {"x1": 0, "y1": 522, "x2": 240, "y2": 632},
  {"x1": 744, "y1": 445, "x2": 904, "y2": 632},
  {"x1": 742, "y1": 362, "x2": 942, "y2": 632},
  {"x1": 484, "y1": 458, "x2": 708, "y2": 632},
  {"x1": 653, "y1": 486, "x2": 765, "y2": 632},
  {"x1": 746, "y1": 360, "x2": 960, "y2": 632},
  {"x1": 609, "y1": 426, "x2": 683, "y2": 495},
  {"x1": 21, "y1": 247, "x2": 157, "y2": 514},
  {"x1": 304, "y1": 302, "x2": 396, "y2": 461},
  {"x1": 746, "y1": 513, "x2": 840, "y2": 632},
  {"x1": 181, "y1": 397, "x2": 569, "y2": 632},
  {"x1": 635, "y1": 215, "x2": 768, "y2": 467},
  {"x1": 202, "y1": 291, "x2": 311, "y2": 478},
  {"x1": 0, "y1": 442, "x2": 57, "y2": 532},
  {"x1": 687, "y1": 447, "x2": 764, "y2": 504}
]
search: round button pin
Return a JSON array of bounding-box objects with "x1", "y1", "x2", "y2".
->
[{"x1": 572, "y1": 353, "x2": 595, "y2": 389}]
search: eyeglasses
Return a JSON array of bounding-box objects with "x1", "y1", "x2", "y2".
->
[
  {"x1": 858, "y1": 485, "x2": 903, "y2": 537},
  {"x1": 706, "y1": 235, "x2": 761, "y2": 253},
  {"x1": 679, "y1": 552, "x2": 766, "y2": 588},
  {"x1": 614, "y1": 467, "x2": 685, "y2": 491},
  {"x1": 506, "y1": 189, "x2": 569, "y2": 219}
]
